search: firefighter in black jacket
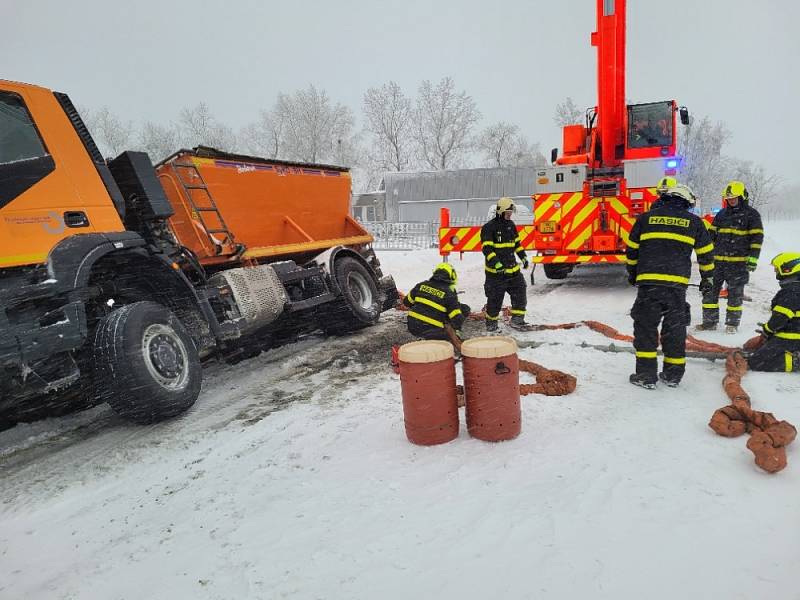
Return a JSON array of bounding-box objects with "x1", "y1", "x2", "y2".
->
[
  {"x1": 403, "y1": 262, "x2": 470, "y2": 341},
  {"x1": 697, "y1": 180, "x2": 764, "y2": 333},
  {"x1": 626, "y1": 183, "x2": 716, "y2": 389},
  {"x1": 481, "y1": 197, "x2": 529, "y2": 331},
  {"x1": 742, "y1": 252, "x2": 800, "y2": 372}
]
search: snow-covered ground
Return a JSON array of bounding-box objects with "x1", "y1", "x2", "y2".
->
[{"x1": 1, "y1": 220, "x2": 799, "y2": 600}]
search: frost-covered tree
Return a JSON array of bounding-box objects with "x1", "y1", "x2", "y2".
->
[
  {"x1": 553, "y1": 96, "x2": 583, "y2": 127},
  {"x1": 726, "y1": 159, "x2": 781, "y2": 209},
  {"x1": 136, "y1": 121, "x2": 178, "y2": 163},
  {"x1": 363, "y1": 81, "x2": 414, "y2": 172},
  {"x1": 240, "y1": 109, "x2": 284, "y2": 159},
  {"x1": 677, "y1": 115, "x2": 731, "y2": 210},
  {"x1": 274, "y1": 85, "x2": 357, "y2": 165},
  {"x1": 476, "y1": 122, "x2": 547, "y2": 168},
  {"x1": 83, "y1": 106, "x2": 134, "y2": 159},
  {"x1": 177, "y1": 102, "x2": 237, "y2": 151},
  {"x1": 414, "y1": 77, "x2": 480, "y2": 170}
]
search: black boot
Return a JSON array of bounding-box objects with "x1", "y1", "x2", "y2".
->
[
  {"x1": 629, "y1": 373, "x2": 657, "y2": 390},
  {"x1": 658, "y1": 372, "x2": 681, "y2": 388}
]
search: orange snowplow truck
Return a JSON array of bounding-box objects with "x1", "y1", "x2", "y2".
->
[
  {"x1": 439, "y1": 0, "x2": 689, "y2": 280},
  {"x1": 0, "y1": 80, "x2": 396, "y2": 428}
]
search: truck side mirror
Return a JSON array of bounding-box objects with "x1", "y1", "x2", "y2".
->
[
  {"x1": 550, "y1": 147, "x2": 558, "y2": 164},
  {"x1": 679, "y1": 106, "x2": 690, "y2": 126}
]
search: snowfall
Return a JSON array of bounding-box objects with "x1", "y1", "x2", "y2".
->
[{"x1": 1, "y1": 221, "x2": 799, "y2": 600}]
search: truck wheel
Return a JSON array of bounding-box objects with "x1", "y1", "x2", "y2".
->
[
  {"x1": 93, "y1": 301, "x2": 201, "y2": 424},
  {"x1": 324, "y1": 257, "x2": 381, "y2": 334},
  {"x1": 543, "y1": 264, "x2": 573, "y2": 280}
]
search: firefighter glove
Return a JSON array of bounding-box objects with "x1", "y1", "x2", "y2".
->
[
  {"x1": 494, "y1": 261, "x2": 503, "y2": 271},
  {"x1": 699, "y1": 278, "x2": 713, "y2": 295},
  {"x1": 747, "y1": 260, "x2": 757, "y2": 272}
]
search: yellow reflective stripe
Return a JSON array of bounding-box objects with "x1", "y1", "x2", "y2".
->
[
  {"x1": 750, "y1": 243, "x2": 762, "y2": 249},
  {"x1": 640, "y1": 232, "x2": 695, "y2": 246},
  {"x1": 702, "y1": 303, "x2": 719, "y2": 309},
  {"x1": 626, "y1": 239, "x2": 640, "y2": 249},
  {"x1": 510, "y1": 309, "x2": 526, "y2": 316},
  {"x1": 696, "y1": 243, "x2": 714, "y2": 255},
  {"x1": 485, "y1": 313, "x2": 500, "y2": 321},
  {"x1": 663, "y1": 356, "x2": 686, "y2": 365},
  {"x1": 775, "y1": 332, "x2": 800, "y2": 340},
  {"x1": 636, "y1": 273, "x2": 690, "y2": 285},
  {"x1": 406, "y1": 293, "x2": 415, "y2": 303},
  {"x1": 716, "y1": 228, "x2": 763, "y2": 236},
  {"x1": 626, "y1": 258, "x2": 638, "y2": 265},
  {"x1": 485, "y1": 265, "x2": 500, "y2": 273},
  {"x1": 636, "y1": 351, "x2": 658, "y2": 359},
  {"x1": 786, "y1": 352, "x2": 794, "y2": 373},
  {"x1": 699, "y1": 263, "x2": 714, "y2": 272},
  {"x1": 727, "y1": 306, "x2": 743, "y2": 312},
  {"x1": 505, "y1": 265, "x2": 520, "y2": 274},
  {"x1": 448, "y1": 308, "x2": 462, "y2": 319},
  {"x1": 486, "y1": 251, "x2": 497, "y2": 260},
  {"x1": 413, "y1": 296, "x2": 447, "y2": 312},
  {"x1": 408, "y1": 311, "x2": 444, "y2": 328},
  {"x1": 482, "y1": 240, "x2": 495, "y2": 247},
  {"x1": 714, "y1": 256, "x2": 748, "y2": 262},
  {"x1": 493, "y1": 242, "x2": 516, "y2": 248},
  {"x1": 708, "y1": 224, "x2": 717, "y2": 231},
  {"x1": 773, "y1": 305, "x2": 795, "y2": 319},
  {"x1": 764, "y1": 323, "x2": 774, "y2": 334}
]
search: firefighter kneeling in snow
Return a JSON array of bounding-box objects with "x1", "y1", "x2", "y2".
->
[
  {"x1": 403, "y1": 263, "x2": 471, "y2": 341},
  {"x1": 481, "y1": 197, "x2": 529, "y2": 331},
  {"x1": 742, "y1": 252, "x2": 800, "y2": 372},
  {"x1": 626, "y1": 183, "x2": 716, "y2": 389}
]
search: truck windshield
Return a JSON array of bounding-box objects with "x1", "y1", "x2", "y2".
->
[
  {"x1": 627, "y1": 101, "x2": 673, "y2": 149},
  {"x1": 0, "y1": 92, "x2": 49, "y2": 164}
]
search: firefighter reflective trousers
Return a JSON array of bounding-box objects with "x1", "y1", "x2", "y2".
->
[
  {"x1": 631, "y1": 285, "x2": 690, "y2": 381},
  {"x1": 484, "y1": 271, "x2": 526, "y2": 321},
  {"x1": 748, "y1": 341, "x2": 800, "y2": 373},
  {"x1": 702, "y1": 262, "x2": 748, "y2": 327}
]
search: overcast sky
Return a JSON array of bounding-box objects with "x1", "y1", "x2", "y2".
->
[{"x1": 2, "y1": 0, "x2": 798, "y2": 183}]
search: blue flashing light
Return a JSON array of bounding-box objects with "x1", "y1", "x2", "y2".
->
[{"x1": 666, "y1": 159, "x2": 679, "y2": 169}]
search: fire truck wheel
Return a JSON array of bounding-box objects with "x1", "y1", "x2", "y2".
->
[
  {"x1": 543, "y1": 264, "x2": 573, "y2": 280},
  {"x1": 325, "y1": 257, "x2": 381, "y2": 334},
  {"x1": 93, "y1": 301, "x2": 201, "y2": 424}
]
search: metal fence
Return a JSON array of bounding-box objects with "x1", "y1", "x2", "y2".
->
[{"x1": 363, "y1": 219, "x2": 488, "y2": 250}]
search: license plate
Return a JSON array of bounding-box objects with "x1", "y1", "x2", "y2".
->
[{"x1": 539, "y1": 221, "x2": 556, "y2": 233}]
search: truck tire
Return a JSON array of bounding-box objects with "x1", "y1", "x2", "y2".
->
[
  {"x1": 93, "y1": 301, "x2": 201, "y2": 424},
  {"x1": 323, "y1": 257, "x2": 381, "y2": 334},
  {"x1": 543, "y1": 264, "x2": 573, "y2": 280}
]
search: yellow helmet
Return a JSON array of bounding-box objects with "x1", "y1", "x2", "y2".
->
[
  {"x1": 433, "y1": 262, "x2": 458, "y2": 286},
  {"x1": 771, "y1": 252, "x2": 800, "y2": 280},
  {"x1": 723, "y1": 180, "x2": 749, "y2": 203},
  {"x1": 663, "y1": 183, "x2": 697, "y2": 207},
  {"x1": 656, "y1": 176, "x2": 678, "y2": 195},
  {"x1": 496, "y1": 197, "x2": 516, "y2": 215}
]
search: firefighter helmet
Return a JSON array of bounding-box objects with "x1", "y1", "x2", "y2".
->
[
  {"x1": 723, "y1": 180, "x2": 749, "y2": 203},
  {"x1": 433, "y1": 262, "x2": 458, "y2": 286},
  {"x1": 656, "y1": 176, "x2": 678, "y2": 195},
  {"x1": 662, "y1": 183, "x2": 697, "y2": 208},
  {"x1": 496, "y1": 197, "x2": 516, "y2": 215},
  {"x1": 770, "y1": 252, "x2": 800, "y2": 281}
]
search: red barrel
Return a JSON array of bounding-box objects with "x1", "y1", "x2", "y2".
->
[
  {"x1": 462, "y1": 336, "x2": 521, "y2": 442},
  {"x1": 399, "y1": 340, "x2": 459, "y2": 445}
]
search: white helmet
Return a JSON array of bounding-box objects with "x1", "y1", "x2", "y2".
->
[{"x1": 663, "y1": 183, "x2": 697, "y2": 208}]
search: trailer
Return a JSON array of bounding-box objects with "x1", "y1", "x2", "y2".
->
[{"x1": 0, "y1": 81, "x2": 396, "y2": 428}]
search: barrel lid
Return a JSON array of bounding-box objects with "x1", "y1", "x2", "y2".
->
[
  {"x1": 461, "y1": 336, "x2": 518, "y2": 358},
  {"x1": 398, "y1": 340, "x2": 454, "y2": 363}
]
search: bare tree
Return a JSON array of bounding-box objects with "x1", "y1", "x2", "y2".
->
[
  {"x1": 726, "y1": 159, "x2": 781, "y2": 209},
  {"x1": 274, "y1": 85, "x2": 357, "y2": 164},
  {"x1": 177, "y1": 102, "x2": 237, "y2": 151},
  {"x1": 476, "y1": 122, "x2": 547, "y2": 168},
  {"x1": 677, "y1": 115, "x2": 731, "y2": 211},
  {"x1": 239, "y1": 109, "x2": 284, "y2": 159},
  {"x1": 362, "y1": 81, "x2": 414, "y2": 172},
  {"x1": 136, "y1": 121, "x2": 178, "y2": 163},
  {"x1": 83, "y1": 106, "x2": 134, "y2": 158},
  {"x1": 553, "y1": 97, "x2": 583, "y2": 127},
  {"x1": 414, "y1": 77, "x2": 481, "y2": 170}
]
